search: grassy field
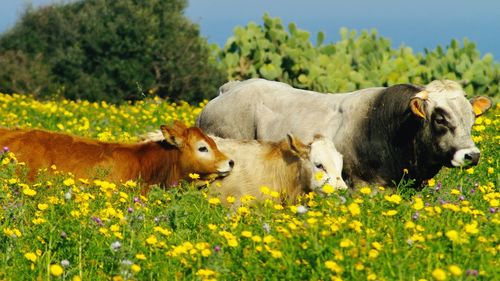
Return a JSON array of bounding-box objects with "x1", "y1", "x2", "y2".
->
[{"x1": 0, "y1": 92, "x2": 498, "y2": 280}]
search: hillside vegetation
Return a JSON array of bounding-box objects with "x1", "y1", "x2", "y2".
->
[{"x1": 1, "y1": 9, "x2": 499, "y2": 102}]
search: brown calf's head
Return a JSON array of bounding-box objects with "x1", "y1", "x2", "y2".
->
[{"x1": 161, "y1": 121, "x2": 234, "y2": 181}]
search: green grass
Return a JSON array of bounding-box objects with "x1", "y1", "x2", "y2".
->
[{"x1": 0, "y1": 93, "x2": 498, "y2": 280}]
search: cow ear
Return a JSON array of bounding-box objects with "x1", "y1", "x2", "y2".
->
[
  {"x1": 172, "y1": 120, "x2": 188, "y2": 131},
  {"x1": 470, "y1": 96, "x2": 492, "y2": 117},
  {"x1": 287, "y1": 134, "x2": 309, "y2": 158},
  {"x1": 160, "y1": 125, "x2": 184, "y2": 148},
  {"x1": 410, "y1": 97, "x2": 427, "y2": 119}
]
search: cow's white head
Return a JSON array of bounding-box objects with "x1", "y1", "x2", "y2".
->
[
  {"x1": 409, "y1": 80, "x2": 492, "y2": 167},
  {"x1": 287, "y1": 134, "x2": 348, "y2": 192}
]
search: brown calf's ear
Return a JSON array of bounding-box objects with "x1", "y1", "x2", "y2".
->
[
  {"x1": 287, "y1": 134, "x2": 309, "y2": 158},
  {"x1": 160, "y1": 125, "x2": 184, "y2": 148},
  {"x1": 172, "y1": 120, "x2": 188, "y2": 131},
  {"x1": 470, "y1": 96, "x2": 492, "y2": 117}
]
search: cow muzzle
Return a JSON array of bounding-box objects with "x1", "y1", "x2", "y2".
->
[
  {"x1": 217, "y1": 159, "x2": 234, "y2": 177},
  {"x1": 451, "y1": 147, "x2": 480, "y2": 167}
]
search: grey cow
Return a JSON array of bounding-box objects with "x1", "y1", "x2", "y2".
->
[{"x1": 197, "y1": 78, "x2": 492, "y2": 188}]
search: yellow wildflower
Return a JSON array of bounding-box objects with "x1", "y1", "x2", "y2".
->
[
  {"x1": 24, "y1": 252, "x2": 37, "y2": 262},
  {"x1": 196, "y1": 269, "x2": 217, "y2": 278},
  {"x1": 464, "y1": 221, "x2": 479, "y2": 235},
  {"x1": 448, "y1": 265, "x2": 462, "y2": 276},
  {"x1": 241, "y1": 231, "x2": 252, "y2": 238},
  {"x1": 360, "y1": 187, "x2": 371, "y2": 195},
  {"x1": 37, "y1": 203, "x2": 49, "y2": 211},
  {"x1": 384, "y1": 194, "x2": 402, "y2": 204},
  {"x1": 63, "y1": 178, "x2": 75, "y2": 186},
  {"x1": 23, "y1": 188, "x2": 37, "y2": 196},
  {"x1": 145, "y1": 235, "x2": 158, "y2": 246},
  {"x1": 50, "y1": 264, "x2": 64, "y2": 277},
  {"x1": 347, "y1": 203, "x2": 361, "y2": 216},
  {"x1": 227, "y1": 239, "x2": 238, "y2": 247},
  {"x1": 325, "y1": 260, "x2": 343, "y2": 274},
  {"x1": 135, "y1": 253, "x2": 147, "y2": 260},
  {"x1": 260, "y1": 186, "x2": 270, "y2": 194},
  {"x1": 270, "y1": 250, "x2": 282, "y2": 258},
  {"x1": 340, "y1": 239, "x2": 353, "y2": 248},
  {"x1": 427, "y1": 178, "x2": 436, "y2": 187},
  {"x1": 208, "y1": 197, "x2": 221, "y2": 205},
  {"x1": 382, "y1": 210, "x2": 398, "y2": 216},
  {"x1": 432, "y1": 268, "x2": 447, "y2": 281},
  {"x1": 413, "y1": 197, "x2": 424, "y2": 210},
  {"x1": 131, "y1": 264, "x2": 141, "y2": 273},
  {"x1": 189, "y1": 173, "x2": 200, "y2": 180},
  {"x1": 322, "y1": 184, "x2": 335, "y2": 194}
]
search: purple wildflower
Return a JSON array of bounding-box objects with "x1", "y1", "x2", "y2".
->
[
  {"x1": 2, "y1": 146, "x2": 8, "y2": 152},
  {"x1": 127, "y1": 207, "x2": 134, "y2": 213},
  {"x1": 489, "y1": 207, "x2": 498, "y2": 214},
  {"x1": 466, "y1": 269, "x2": 478, "y2": 276},
  {"x1": 214, "y1": 245, "x2": 221, "y2": 252},
  {"x1": 133, "y1": 196, "x2": 141, "y2": 203},
  {"x1": 435, "y1": 182, "x2": 442, "y2": 192},
  {"x1": 459, "y1": 195, "x2": 465, "y2": 201},
  {"x1": 412, "y1": 212, "x2": 420, "y2": 221},
  {"x1": 91, "y1": 216, "x2": 104, "y2": 227}
]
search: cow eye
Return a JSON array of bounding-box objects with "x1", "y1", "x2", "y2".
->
[
  {"x1": 198, "y1": 146, "x2": 209, "y2": 152},
  {"x1": 315, "y1": 163, "x2": 325, "y2": 170},
  {"x1": 434, "y1": 115, "x2": 447, "y2": 126}
]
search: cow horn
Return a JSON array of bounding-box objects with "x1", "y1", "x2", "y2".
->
[{"x1": 415, "y1": 90, "x2": 429, "y2": 100}]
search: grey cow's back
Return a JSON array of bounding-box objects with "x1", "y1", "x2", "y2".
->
[{"x1": 197, "y1": 78, "x2": 384, "y2": 144}]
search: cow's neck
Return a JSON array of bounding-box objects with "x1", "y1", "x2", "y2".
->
[
  {"x1": 353, "y1": 84, "x2": 441, "y2": 187},
  {"x1": 136, "y1": 141, "x2": 182, "y2": 187}
]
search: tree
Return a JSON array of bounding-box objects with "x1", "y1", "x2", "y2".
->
[{"x1": 0, "y1": 0, "x2": 225, "y2": 103}]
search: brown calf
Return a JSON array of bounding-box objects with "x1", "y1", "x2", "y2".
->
[{"x1": 0, "y1": 121, "x2": 233, "y2": 193}]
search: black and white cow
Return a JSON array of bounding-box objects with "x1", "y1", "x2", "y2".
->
[{"x1": 197, "y1": 79, "x2": 492, "y2": 188}]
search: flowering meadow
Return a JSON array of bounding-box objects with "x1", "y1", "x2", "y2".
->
[{"x1": 0, "y1": 92, "x2": 498, "y2": 281}]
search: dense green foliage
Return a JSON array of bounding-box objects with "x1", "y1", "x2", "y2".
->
[
  {"x1": 1, "y1": 7, "x2": 499, "y2": 103},
  {"x1": 0, "y1": 0, "x2": 224, "y2": 103},
  {"x1": 219, "y1": 14, "x2": 500, "y2": 99}
]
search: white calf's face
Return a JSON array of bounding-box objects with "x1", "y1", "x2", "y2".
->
[{"x1": 309, "y1": 136, "x2": 348, "y2": 191}]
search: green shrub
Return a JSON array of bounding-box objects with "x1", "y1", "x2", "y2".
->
[
  {"x1": 219, "y1": 14, "x2": 500, "y2": 99},
  {"x1": 0, "y1": 0, "x2": 225, "y2": 103}
]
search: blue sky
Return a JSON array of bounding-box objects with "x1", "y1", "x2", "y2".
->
[{"x1": 1, "y1": 0, "x2": 500, "y2": 59}]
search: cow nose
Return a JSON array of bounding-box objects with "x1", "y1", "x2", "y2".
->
[
  {"x1": 464, "y1": 152, "x2": 480, "y2": 165},
  {"x1": 228, "y1": 160, "x2": 234, "y2": 168}
]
